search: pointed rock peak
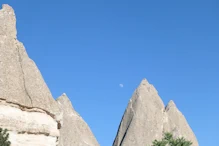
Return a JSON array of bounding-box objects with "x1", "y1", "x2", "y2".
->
[
  {"x1": 113, "y1": 78, "x2": 165, "y2": 146},
  {"x1": 165, "y1": 100, "x2": 177, "y2": 112},
  {"x1": 1, "y1": 4, "x2": 14, "y2": 11},
  {"x1": 57, "y1": 94, "x2": 100, "y2": 146},
  {"x1": 136, "y1": 78, "x2": 158, "y2": 95},
  {"x1": 140, "y1": 78, "x2": 150, "y2": 86},
  {"x1": 0, "y1": 4, "x2": 17, "y2": 38},
  {"x1": 57, "y1": 93, "x2": 75, "y2": 112},
  {"x1": 167, "y1": 100, "x2": 176, "y2": 107},
  {"x1": 1, "y1": 4, "x2": 60, "y2": 116},
  {"x1": 128, "y1": 78, "x2": 163, "y2": 109},
  {"x1": 57, "y1": 93, "x2": 69, "y2": 102},
  {"x1": 164, "y1": 100, "x2": 199, "y2": 146}
]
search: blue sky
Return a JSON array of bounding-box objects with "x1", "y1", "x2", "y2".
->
[{"x1": 1, "y1": 0, "x2": 218, "y2": 145}]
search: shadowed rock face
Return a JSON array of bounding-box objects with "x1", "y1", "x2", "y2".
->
[
  {"x1": 57, "y1": 94, "x2": 100, "y2": 146},
  {"x1": 113, "y1": 79, "x2": 199, "y2": 146}
]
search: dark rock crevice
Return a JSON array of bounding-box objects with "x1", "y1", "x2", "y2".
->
[{"x1": 15, "y1": 40, "x2": 33, "y2": 107}]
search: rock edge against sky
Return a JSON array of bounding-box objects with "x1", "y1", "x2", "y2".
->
[{"x1": 0, "y1": 4, "x2": 198, "y2": 146}]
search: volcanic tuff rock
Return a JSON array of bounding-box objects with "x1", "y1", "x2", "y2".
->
[
  {"x1": 0, "y1": 4, "x2": 99, "y2": 146},
  {"x1": 1, "y1": 3, "x2": 198, "y2": 146},
  {"x1": 0, "y1": 4, "x2": 61, "y2": 145},
  {"x1": 0, "y1": 4, "x2": 60, "y2": 117},
  {"x1": 57, "y1": 94, "x2": 99, "y2": 146},
  {"x1": 113, "y1": 79, "x2": 198, "y2": 146},
  {"x1": 163, "y1": 100, "x2": 198, "y2": 146}
]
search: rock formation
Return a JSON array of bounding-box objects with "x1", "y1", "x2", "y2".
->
[
  {"x1": 57, "y1": 94, "x2": 99, "y2": 146},
  {"x1": 0, "y1": 4, "x2": 60, "y2": 145},
  {"x1": 113, "y1": 79, "x2": 198, "y2": 146},
  {"x1": 1, "y1": 3, "x2": 198, "y2": 146},
  {"x1": 0, "y1": 4, "x2": 99, "y2": 146},
  {"x1": 163, "y1": 100, "x2": 198, "y2": 146}
]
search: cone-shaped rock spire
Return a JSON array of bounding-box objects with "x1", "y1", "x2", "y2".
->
[
  {"x1": 0, "y1": 4, "x2": 17, "y2": 38},
  {"x1": 0, "y1": 4, "x2": 60, "y2": 116},
  {"x1": 0, "y1": 4, "x2": 61, "y2": 145},
  {"x1": 163, "y1": 100, "x2": 199, "y2": 146},
  {"x1": 57, "y1": 94, "x2": 99, "y2": 146},
  {"x1": 113, "y1": 79, "x2": 198, "y2": 146},
  {"x1": 113, "y1": 79, "x2": 165, "y2": 146}
]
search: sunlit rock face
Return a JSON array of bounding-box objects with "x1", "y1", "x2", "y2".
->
[
  {"x1": 0, "y1": 4, "x2": 100, "y2": 146},
  {"x1": 113, "y1": 79, "x2": 199, "y2": 146},
  {"x1": 0, "y1": 4, "x2": 61, "y2": 146},
  {"x1": 57, "y1": 94, "x2": 100, "y2": 146},
  {"x1": 163, "y1": 100, "x2": 199, "y2": 146},
  {"x1": 0, "y1": 4, "x2": 60, "y2": 116},
  {"x1": 0, "y1": 101, "x2": 59, "y2": 146},
  {"x1": 1, "y1": 3, "x2": 198, "y2": 146}
]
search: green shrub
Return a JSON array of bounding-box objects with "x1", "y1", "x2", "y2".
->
[
  {"x1": 0, "y1": 128, "x2": 11, "y2": 146},
  {"x1": 151, "y1": 132, "x2": 192, "y2": 146}
]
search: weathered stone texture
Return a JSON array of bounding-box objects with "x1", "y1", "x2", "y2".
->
[
  {"x1": 1, "y1": 3, "x2": 198, "y2": 146},
  {"x1": 113, "y1": 79, "x2": 199, "y2": 146},
  {"x1": 0, "y1": 4, "x2": 60, "y2": 146},
  {"x1": 57, "y1": 94, "x2": 100, "y2": 146},
  {"x1": 0, "y1": 4, "x2": 60, "y2": 117},
  {"x1": 0, "y1": 4, "x2": 100, "y2": 146},
  {"x1": 163, "y1": 100, "x2": 199, "y2": 146}
]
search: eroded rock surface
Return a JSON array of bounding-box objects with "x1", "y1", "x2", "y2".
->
[
  {"x1": 113, "y1": 79, "x2": 198, "y2": 146},
  {"x1": 163, "y1": 100, "x2": 199, "y2": 146},
  {"x1": 0, "y1": 4, "x2": 60, "y2": 146},
  {"x1": 0, "y1": 4, "x2": 60, "y2": 117},
  {"x1": 1, "y1": 3, "x2": 198, "y2": 146},
  {"x1": 0, "y1": 4, "x2": 100, "y2": 146},
  {"x1": 57, "y1": 94, "x2": 99, "y2": 146}
]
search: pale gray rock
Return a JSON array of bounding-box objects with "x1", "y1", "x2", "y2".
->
[
  {"x1": 0, "y1": 4, "x2": 99, "y2": 146},
  {"x1": 57, "y1": 94, "x2": 100, "y2": 146},
  {"x1": 0, "y1": 4, "x2": 60, "y2": 116},
  {"x1": 163, "y1": 100, "x2": 199, "y2": 146},
  {"x1": 113, "y1": 79, "x2": 199, "y2": 146},
  {"x1": 113, "y1": 79, "x2": 165, "y2": 146},
  {"x1": 0, "y1": 4, "x2": 61, "y2": 146},
  {"x1": 0, "y1": 4, "x2": 31, "y2": 107},
  {"x1": 0, "y1": 4, "x2": 16, "y2": 38},
  {"x1": 0, "y1": 100, "x2": 59, "y2": 146}
]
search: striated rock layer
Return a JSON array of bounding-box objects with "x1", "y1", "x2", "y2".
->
[
  {"x1": 57, "y1": 94, "x2": 99, "y2": 146},
  {"x1": 113, "y1": 79, "x2": 198, "y2": 146}
]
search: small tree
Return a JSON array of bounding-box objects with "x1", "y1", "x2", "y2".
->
[
  {"x1": 152, "y1": 132, "x2": 192, "y2": 146},
  {"x1": 0, "y1": 128, "x2": 11, "y2": 146}
]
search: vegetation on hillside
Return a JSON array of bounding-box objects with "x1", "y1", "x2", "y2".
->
[
  {"x1": 0, "y1": 128, "x2": 11, "y2": 146},
  {"x1": 151, "y1": 132, "x2": 192, "y2": 146}
]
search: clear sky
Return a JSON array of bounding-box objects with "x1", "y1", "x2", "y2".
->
[{"x1": 1, "y1": 0, "x2": 218, "y2": 145}]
